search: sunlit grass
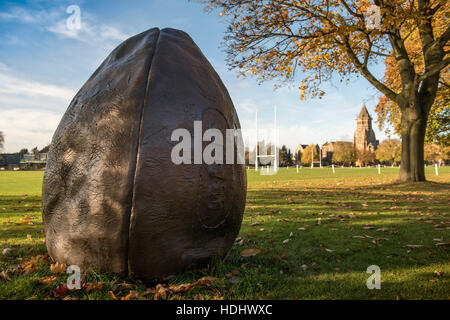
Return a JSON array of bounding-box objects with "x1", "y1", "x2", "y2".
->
[{"x1": 0, "y1": 167, "x2": 449, "y2": 299}]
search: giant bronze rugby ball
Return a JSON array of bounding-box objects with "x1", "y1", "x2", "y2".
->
[{"x1": 42, "y1": 28, "x2": 247, "y2": 281}]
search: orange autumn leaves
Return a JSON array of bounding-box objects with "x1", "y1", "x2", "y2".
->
[
  {"x1": 1, "y1": 251, "x2": 220, "y2": 300},
  {"x1": 375, "y1": 0, "x2": 449, "y2": 142},
  {"x1": 203, "y1": 0, "x2": 448, "y2": 105}
]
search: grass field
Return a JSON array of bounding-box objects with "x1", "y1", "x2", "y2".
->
[{"x1": 0, "y1": 167, "x2": 449, "y2": 300}]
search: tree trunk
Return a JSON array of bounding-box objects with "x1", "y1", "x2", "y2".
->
[{"x1": 398, "y1": 105, "x2": 427, "y2": 182}]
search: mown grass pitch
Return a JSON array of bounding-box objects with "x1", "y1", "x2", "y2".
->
[{"x1": 0, "y1": 167, "x2": 449, "y2": 299}]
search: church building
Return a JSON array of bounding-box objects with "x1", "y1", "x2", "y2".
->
[{"x1": 354, "y1": 105, "x2": 379, "y2": 154}]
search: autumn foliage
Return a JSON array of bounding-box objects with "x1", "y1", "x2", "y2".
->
[{"x1": 201, "y1": 0, "x2": 449, "y2": 181}]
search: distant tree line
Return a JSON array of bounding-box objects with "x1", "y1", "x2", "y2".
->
[{"x1": 245, "y1": 139, "x2": 448, "y2": 167}]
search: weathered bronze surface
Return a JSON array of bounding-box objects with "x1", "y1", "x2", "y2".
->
[{"x1": 42, "y1": 28, "x2": 247, "y2": 281}]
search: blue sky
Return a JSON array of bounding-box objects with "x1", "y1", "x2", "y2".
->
[{"x1": 0, "y1": 0, "x2": 389, "y2": 153}]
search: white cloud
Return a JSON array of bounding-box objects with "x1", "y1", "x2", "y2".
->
[
  {"x1": 0, "y1": 69, "x2": 75, "y2": 101},
  {"x1": 0, "y1": 7, "x2": 40, "y2": 23},
  {"x1": 46, "y1": 18, "x2": 130, "y2": 43},
  {"x1": 0, "y1": 65, "x2": 74, "y2": 152},
  {"x1": 0, "y1": 6, "x2": 130, "y2": 43},
  {"x1": 99, "y1": 25, "x2": 129, "y2": 41},
  {"x1": 0, "y1": 109, "x2": 62, "y2": 152}
]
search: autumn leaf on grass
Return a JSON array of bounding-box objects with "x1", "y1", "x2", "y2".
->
[
  {"x1": 141, "y1": 288, "x2": 155, "y2": 297},
  {"x1": 21, "y1": 257, "x2": 40, "y2": 275},
  {"x1": 113, "y1": 281, "x2": 135, "y2": 291},
  {"x1": 234, "y1": 237, "x2": 244, "y2": 246},
  {"x1": 170, "y1": 276, "x2": 218, "y2": 293},
  {"x1": 18, "y1": 215, "x2": 32, "y2": 224},
  {"x1": 50, "y1": 261, "x2": 67, "y2": 274},
  {"x1": 154, "y1": 284, "x2": 168, "y2": 300},
  {"x1": 286, "y1": 197, "x2": 295, "y2": 204},
  {"x1": 52, "y1": 284, "x2": 68, "y2": 298},
  {"x1": 195, "y1": 276, "x2": 218, "y2": 286},
  {"x1": 121, "y1": 290, "x2": 140, "y2": 300},
  {"x1": 84, "y1": 282, "x2": 104, "y2": 293},
  {"x1": 0, "y1": 271, "x2": 11, "y2": 281},
  {"x1": 154, "y1": 276, "x2": 218, "y2": 300},
  {"x1": 435, "y1": 242, "x2": 449, "y2": 247},
  {"x1": 240, "y1": 248, "x2": 261, "y2": 257},
  {"x1": 404, "y1": 244, "x2": 424, "y2": 248},
  {"x1": 108, "y1": 290, "x2": 119, "y2": 300},
  {"x1": 40, "y1": 276, "x2": 57, "y2": 285}
]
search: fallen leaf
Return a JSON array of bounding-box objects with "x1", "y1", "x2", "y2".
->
[
  {"x1": 121, "y1": 290, "x2": 140, "y2": 300},
  {"x1": 435, "y1": 242, "x2": 449, "y2": 247},
  {"x1": 85, "y1": 282, "x2": 104, "y2": 293},
  {"x1": 0, "y1": 271, "x2": 11, "y2": 281},
  {"x1": 234, "y1": 237, "x2": 244, "y2": 246},
  {"x1": 50, "y1": 261, "x2": 67, "y2": 274},
  {"x1": 154, "y1": 284, "x2": 168, "y2": 300},
  {"x1": 40, "y1": 276, "x2": 57, "y2": 285},
  {"x1": 404, "y1": 245, "x2": 423, "y2": 248},
  {"x1": 141, "y1": 289, "x2": 155, "y2": 296},
  {"x1": 195, "y1": 276, "x2": 218, "y2": 286},
  {"x1": 2, "y1": 248, "x2": 12, "y2": 255},
  {"x1": 240, "y1": 248, "x2": 261, "y2": 257},
  {"x1": 108, "y1": 290, "x2": 119, "y2": 300},
  {"x1": 52, "y1": 284, "x2": 68, "y2": 298}
]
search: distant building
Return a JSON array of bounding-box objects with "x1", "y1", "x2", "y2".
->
[
  {"x1": 294, "y1": 143, "x2": 321, "y2": 166},
  {"x1": 0, "y1": 153, "x2": 21, "y2": 169},
  {"x1": 294, "y1": 144, "x2": 309, "y2": 162},
  {"x1": 21, "y1": 152, "x2": 47, "y2": 170},
  {"x1": 354, "y1": 105, "x2": 379, "y2": 153},
  {"x1": 0, "y1": 152, "x2": 47, "y2": 170},
  {"x1": 290, "y1": 105, "x2": 378, "y2": 167},
  {"x1": 321, "y1": 141, "x2": 352, "y2": 165}
]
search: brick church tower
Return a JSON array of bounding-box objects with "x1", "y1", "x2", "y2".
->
[{"x1": 354, "y1": 105, "x2": 379, "y2": 153}]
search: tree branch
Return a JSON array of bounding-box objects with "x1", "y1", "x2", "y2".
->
[
  {"x1": 418, "y1": 57, "x2": 450, "y2": 82},
  {"x1": 342, "y1": 36, "x2": 399, "y2": 103}
]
